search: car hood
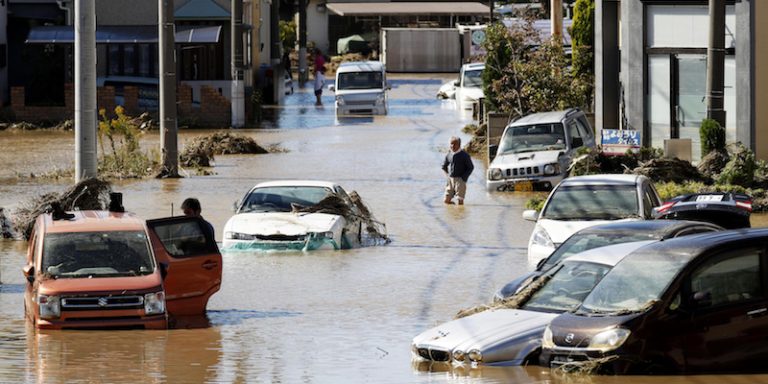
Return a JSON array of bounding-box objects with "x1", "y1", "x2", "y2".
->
[
  {"x1": 413, "y1": 308, "x2": 557, "y2": 364},
  {"x1": 536, "y1": 219, "x2": 633, "y2": 244},
  {"x1": 224, "y1": 212, "x2": 342, "y2": 236},
  {"x1": 38, "y1": 273, "x2": 162, "y2": 296},
  {"x1": 490, "y1": 150, "x2": 563, "y2": 168}
]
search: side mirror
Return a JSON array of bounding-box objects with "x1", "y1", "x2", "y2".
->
[
  {"x1": 386, "y1": 84, "x2": 392, "y2": 90},
  {"x1": 453, "y1": 80, "x2": 459, "y2": 87},
  {"x1": 232, "y1": 200, "x2": 240, "y2": 212},
  {"x1": 159, "y1": 262, "x2": 169, "y2": 280},
  {"x1": 488, "y1": 144, "x2": 498, "y2": 162},
  {"x1": 692, "y1": 291, "x2": 712, "y2": 308},
  {"x1": 572, "y1": 137, "x2": 584, "y2": 148},
  {"x1": 23, "y1": 264, "x2": 35, "y2": 284},
  {"x1": 536, "y1": 257, "x2": 547, "y2": 270},
  {"x1": 522, "y1": 210, "x2": 539, "y2": 222},
  {"x1": 328, "y1": 85, "x2": 336, "y2": 92}
]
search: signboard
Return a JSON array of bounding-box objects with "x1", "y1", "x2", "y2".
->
[
  {"x1": 469, "y1": 28, "x2": 486, "y2": 57},
  {"x1": 601, "y1": 129, "x2": 641, "y2": 155}
]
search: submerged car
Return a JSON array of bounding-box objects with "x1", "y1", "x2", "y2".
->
[
  {"x1": 23, "y1": 194, "x2": 222, "y2": 330},
  {"x1": 454, "y1": 62, "x2": 484, "y2": 110},
  {"x1": 486, "y1": 109, "x2": 596, "y2": 192},
  {"x1": 493, "y1": 220, "x2": 723, "y2": 301},
  {"x1": 222, "y1": 180, "x2": 364, "y2": 251},
  {"x1": 523, "y1": 174, "x2": 661, "y2": 265},
  {"x1": 411, "y1": 241, "x2": 653, "y2": 367},
  {"x1": 541, "y1": 228, "x2": 768, "y2": 374},
  {"x1": 654, "y1": 192, "x2": 752, "y2": 229}
]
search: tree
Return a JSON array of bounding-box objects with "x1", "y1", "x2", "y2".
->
[{"x1": 569, "y1": 0, "x2": 594, "y2": 106}]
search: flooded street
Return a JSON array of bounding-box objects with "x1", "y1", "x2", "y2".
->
[{"x1": 2, "y1": 74, "x2": 768, "y2": 383}]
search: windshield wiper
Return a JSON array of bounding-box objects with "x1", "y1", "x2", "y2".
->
[{"x1": 580, "y1": 300, "x2": 659, "y2": 317}]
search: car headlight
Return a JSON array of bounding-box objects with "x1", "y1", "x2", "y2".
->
[
  {"x1": 144, "y1": 291, "x2": 166, "y2": 315},
  {"x1": 225, "y1": 232, "x2": 255, "y2": 240},
  {"x1": 588, "y1": 328, "x2": 631, "y2": 352},
  {"x1": 488, "y1": 168, "x2": 502, "y2": 180},
  {"x1": 543, "y1": 163, "x2": 560, "y2": 175},
  {"x1": 335, "y1": 96, "x2": 345, "y2": 105},
  {"x1": 452, "y1": 349, "x2": 466, "y2": 362},
  {"x1": 38, "y1": 294, "x2": 61, "y2": 319},
  {"x1": 376, "y1": 93, "x2": 385, "y2": 105},
  {"x1": 530, "y1": 226, "x2": 554, "y2": 249},
  {"x1": 468, "y1": 349, "x2": 483, "y2": 363},
  {"x1": 542, "y1": 325, "x2": 555, "y2": 349},
  {"x1": 312, "y1": 231, "x2": 334, "y2": 239}
]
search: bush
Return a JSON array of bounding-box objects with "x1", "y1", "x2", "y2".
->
[
  {"x1": 700, "y1": 118, "x2": 726, "y2": 156},
  {"x1": 718, "y1": 143, "x2": 756, "y2": 186}
]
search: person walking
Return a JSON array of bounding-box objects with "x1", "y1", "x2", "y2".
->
[
  {"x1": 182, "y1": 197, "x2": 215, "y2": 241},
  {"x1": 313, "y1": 48, "x2": 326, "y2": 105},
  {"x1": 442, "y1": 136, "x2": 474, "y2": 205}
]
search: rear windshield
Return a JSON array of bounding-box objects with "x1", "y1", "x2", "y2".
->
[
  {"x1": 42, "y1": 231, "x2": 154, "y2": 278},
  {"x1": 542, "y1": 184, "x2": 640, "y2": 220},
  {"x1": 542, "y1": 231, "x2": 659, "y2": 270},
  {"x1": 522, "y1": 261, "x2": 612, "y2": 313},
  {"x1": 337, "y1": 71, "x2": 383, "y2": 90}
]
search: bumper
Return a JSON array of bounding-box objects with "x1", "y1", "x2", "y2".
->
[
  {"x1": 486, "y1": 174, "x2": 564, "y2": 192},
  {"x1": 336, "y1": 103, "x2": 387, "y2": 115},
  {"x1": 36, "y1": 312, "x2": 168, "y2": 330},
  {"x1": 540, "y1": 349, "x2": 640, "y2": 374},
  {"x1": 222, "y1": 236, "x2": 340, "y2": 251}
]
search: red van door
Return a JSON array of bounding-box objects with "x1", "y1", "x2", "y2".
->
[{"x1": 146, "y1": 217, "x2": 222, "y2": 316}]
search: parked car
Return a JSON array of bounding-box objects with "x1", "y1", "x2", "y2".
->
[
  {"x1": 454, "y1": 62, "x2": 484, "y2": 110},
  {"x1": 493, "y1": 220, "x2": 723, "y2": 302},
  {"x1": 654, "y1": 192, "x2": 752, "y2": 229},
  {"x1": 22, "y1": 194, "x2": 222, "y2": 330},
  {"x1": 411, "y1": 241, "x2": 654, "y2": 366},
  {"x1": 540, "y1": 228, "x2": 768, "y2": 374},
  {"x1": 486, "y1": 108, "x2": 596, "y2": 192},
  {"x1": 222, "y1": 180, "x2": 364, "y2": 251},
  {"x1": 329, "y1": 61, "x2": 389, "y2": 115},
  {"x1": 523, "y1": 174, "x2": 661, "y2": 264}
]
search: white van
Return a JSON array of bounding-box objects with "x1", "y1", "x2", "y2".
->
[
  {"x1": 454, "y1": 62, "x2": 485, "y2": 110},
  {"x1": 329, "y1": 61, "x2": 389, "y2": 115}
]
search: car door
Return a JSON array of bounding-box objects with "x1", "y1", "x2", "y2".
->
[
  {"x1": 146, "y1": 217, "x2": 222, "y2": 316},
  {"x1": 681, "y1": 246, "x2": 768, "y2": 372}
]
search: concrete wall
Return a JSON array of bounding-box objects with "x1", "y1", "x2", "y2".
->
[
  {"x1": 755, "y1": 0, "x2": 768, "y2": 160},
  {"x1": 382, "y1": 28, "x2": 461, "y2": 72},
  {"x1": 96, "y1": 0, "x2": 158, "y2": 25},
  {"x1": 307, "y1": 0, "x2": 330, "y2": 54}
]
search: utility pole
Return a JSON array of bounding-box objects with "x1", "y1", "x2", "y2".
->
[
  {"x1": 551, "y1": 0, "x2": 563, "y2": 41},
  {"x1": 231, "y1": 0, "x2": 245, "y2": 127},
  {"x1": 298, "y1": 0, "x2": 307, "y2": 86},
  {"x1": 74, "y1": 0, "x2": 97, "y2": 181},
  {"x1": 270, "y1": 0, "x2": 280, "y2": 103},
  {"x1": 159, "y1": 0, "x2": 179, "y2": 177},
  {"x1": 706, "y1": 0, "x2": 726, "y2": 128}
]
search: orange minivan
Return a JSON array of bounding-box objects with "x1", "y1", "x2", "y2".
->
[{"x1": 22, "y1": 196, "x2": 222, "y2": 330}]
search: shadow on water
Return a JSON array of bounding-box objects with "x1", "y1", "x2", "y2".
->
[
  {"x1": 0, "y1": 284, "x2": 24, "y2": 294},
  {"x1": 207, "y1": 309, "x2": 302, "y2": 326}
]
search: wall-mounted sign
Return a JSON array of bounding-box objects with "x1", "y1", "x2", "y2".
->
[{"x1": 601, "y1": 129, "x2": 641, "y2": 155}]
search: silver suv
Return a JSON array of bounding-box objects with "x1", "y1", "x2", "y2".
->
[{"x1": 486, "y1": 108, "x2": 596, "y2": 191}]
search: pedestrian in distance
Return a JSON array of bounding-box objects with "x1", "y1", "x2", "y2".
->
[
  {"x1": 442, "y1": 136, "x2": 474, "y2": 205},
  {"x1": 182, "y1": 197, "x2": 215, "y2": 241},
  {"x1": 313, "y1": 48, "x2": 326, "y2": 105}
]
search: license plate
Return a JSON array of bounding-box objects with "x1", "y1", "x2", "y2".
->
[{"x1": 514, "y1": 181, "x2": 533, "y2": 192}]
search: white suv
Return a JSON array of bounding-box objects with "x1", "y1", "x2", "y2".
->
[
  {"x1": 486, "y1": 108, "x2": 596, "y2": 192},
  {"x1": 454, "y1": 62, "x2": 485, "y2": 110}
]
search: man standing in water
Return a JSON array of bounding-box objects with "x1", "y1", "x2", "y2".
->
[{"x1": 442, "y1": 136, "x2": 474, "y2": 205}]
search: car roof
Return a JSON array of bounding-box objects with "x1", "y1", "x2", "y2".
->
[
  {"x1": 556, "y1": 174, "x2": 643, "y2": 186},
  {"x1": 563, "y1": 240, "x2": 656, "y2": 267},
  {"x1": 510, "y1": 109, "x2": 579, "y2": 126},
  {"x1": 42, "y1": 211, "x2": 146, "y2": 234},
  {"x1": 252, "y1": 180, "x2": 338, "y2": 190},
  {"x1": 627, "y1": 228, "x2": 768, "y2": 262},
  {"x1": 576, "y1": 219, "x2": 723, "y2": 237},
  {"x1": 461, "y1": 62, "x2": 485, "y2": 70},
  {"x1": 337, "y1": 61, "x2": 384, "y2": 73}
]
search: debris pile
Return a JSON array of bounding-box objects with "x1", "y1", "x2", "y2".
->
[
  {"x1": 631, "y1": 157, "x2": 708, "y2": 184},
  {"x1": 13, "y1": 178, "x2": 112, "y2": 240},
  {"x1": 180, "y1": 132, "x2": 269, "y2": 167},
  {"x1": 295, "y1": 191, "x2": 389, "y2": 246},
  {"x1": 454, "y1": 275, "x2": 551, "y2": 319},
  {"x1": 0, "y1": 207, "x2": 14, "y2": 239}
]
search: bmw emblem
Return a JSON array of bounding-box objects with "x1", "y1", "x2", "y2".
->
[
  {"x1": 565, "y1": 333, "x2": 575, "y2": 344},
  {"x1": 98, "y1": 297, "x2": 108, "y2": 307}
]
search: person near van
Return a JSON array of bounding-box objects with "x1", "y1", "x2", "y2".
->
[
  {"x1": 182, "y1": 197, "x2": 215, "y2": 241},
  {"x1": 442, "y1": 136, "x2": 474, "y2": 205},
  {"x1": 313, "y1": 48, "x2": 326, "y2": 105}
]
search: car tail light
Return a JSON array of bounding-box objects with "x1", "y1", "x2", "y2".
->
[{"x1": 736, "y1": 200, "x2": 753, "y2": 211}]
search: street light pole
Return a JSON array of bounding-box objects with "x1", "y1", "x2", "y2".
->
[
  {"x1": 74, "y1": 0, "x2": 97, "y2": 181},
  {"x1": 706, "y1": 0, "x2": 726, "y2": 128},
  {"x1": 159, "y1": 0, "x2": 179, "y2": 177}
]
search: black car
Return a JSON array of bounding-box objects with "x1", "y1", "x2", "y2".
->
[
  {"x1": 493, "y1": 220, "x2": 723, "y2": 302},
  {"x1": 540, "y1": 228, "x2": 768, "y2": 374},
  {"x1": 653, "y1": 192, "x2": 752, "y2": 229}
]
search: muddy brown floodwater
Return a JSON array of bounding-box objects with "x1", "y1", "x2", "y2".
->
[{"x1": 2, "y1": 74, "x2": 768, "y2": 383}]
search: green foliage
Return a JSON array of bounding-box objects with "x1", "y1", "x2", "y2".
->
[
  {"x1": 279, "y1": 20, "x2": 297, "y2": 53},
  {"x1": 717, "y1": 144, "x2": 756, "y2": 186},
  {"x1": 525, "y1": 195, "x2": 546, "y2": 212},
  {"x1": 98, "y1": 106, "x2": 159, "y2": 178},
  {"x1": 569, "y1": 0, "x2": 594, "y2": 105},
  {"x1": 481, "y1": 19, "x2": 592, "y2": 119},
  {"x1": 699, "y1": 118, "x2": 726, "y2": 156}
]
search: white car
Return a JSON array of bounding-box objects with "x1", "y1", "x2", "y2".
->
[
  {"x1": 523, "y1": 174, "x2": 661, "y2": 265},
  {"x1": 454, "y1": 62, "x2": 484, "y2": 110},
  {"x1": 411, "y1": 241, "x2": 654, "y2": 366},
  {"x1": 222, "y1": 180, "x2": 363, "y2": 251},
  {"x1": 329, "y1": 61, "x2": 389, "y2": 115}
]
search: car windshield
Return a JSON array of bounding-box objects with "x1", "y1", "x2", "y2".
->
[
  {"x1": 541, "y1": 231, "x2": 659, "y2": 270},
  {"x1": 337, "y1": 71, "x2": 383, "y2": 90},
  {"x1": 239, "y1": 186, "x2": 333, "y2": 213},
  {"x1": 462, "y1": 69, "x2": 483, "y2": 87},
  {"x1": 542, "y1": 184, "x2": 640, "y2": 220},
  {"x1": 42, "y1": 231, "x2": 154, "y2": 278},
  {"x1": 521, "y1": 261, "x2": 612, "y2": 313},
  {"x1": 498, "y1": 123, "x2": 567, "y2": 155},
  {"x1": 576, "y1": 251, "x2": 688, "y2": 315}
]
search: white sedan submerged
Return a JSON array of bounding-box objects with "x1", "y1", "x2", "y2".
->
[{"x1": 222, "y1": 180, "x2": 364, "y2": 251}]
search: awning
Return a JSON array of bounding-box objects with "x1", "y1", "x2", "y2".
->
[
  {"x1": 175, "y1": 0, "x2": 231, "y2": 20},
  {"x1": 326, "y1": 2, "x2": 490, "y2": 16},
  {"x1": 25, "y1": 25, "x2": 222, "y2": 44}
]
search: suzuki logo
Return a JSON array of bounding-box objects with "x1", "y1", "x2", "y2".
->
[
  {"x1": 565, "y1": 333, "x2": 575, "y2": 344},
  {"x1": 98, "y1": 297, "x2": 108, "y2": 307}
]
